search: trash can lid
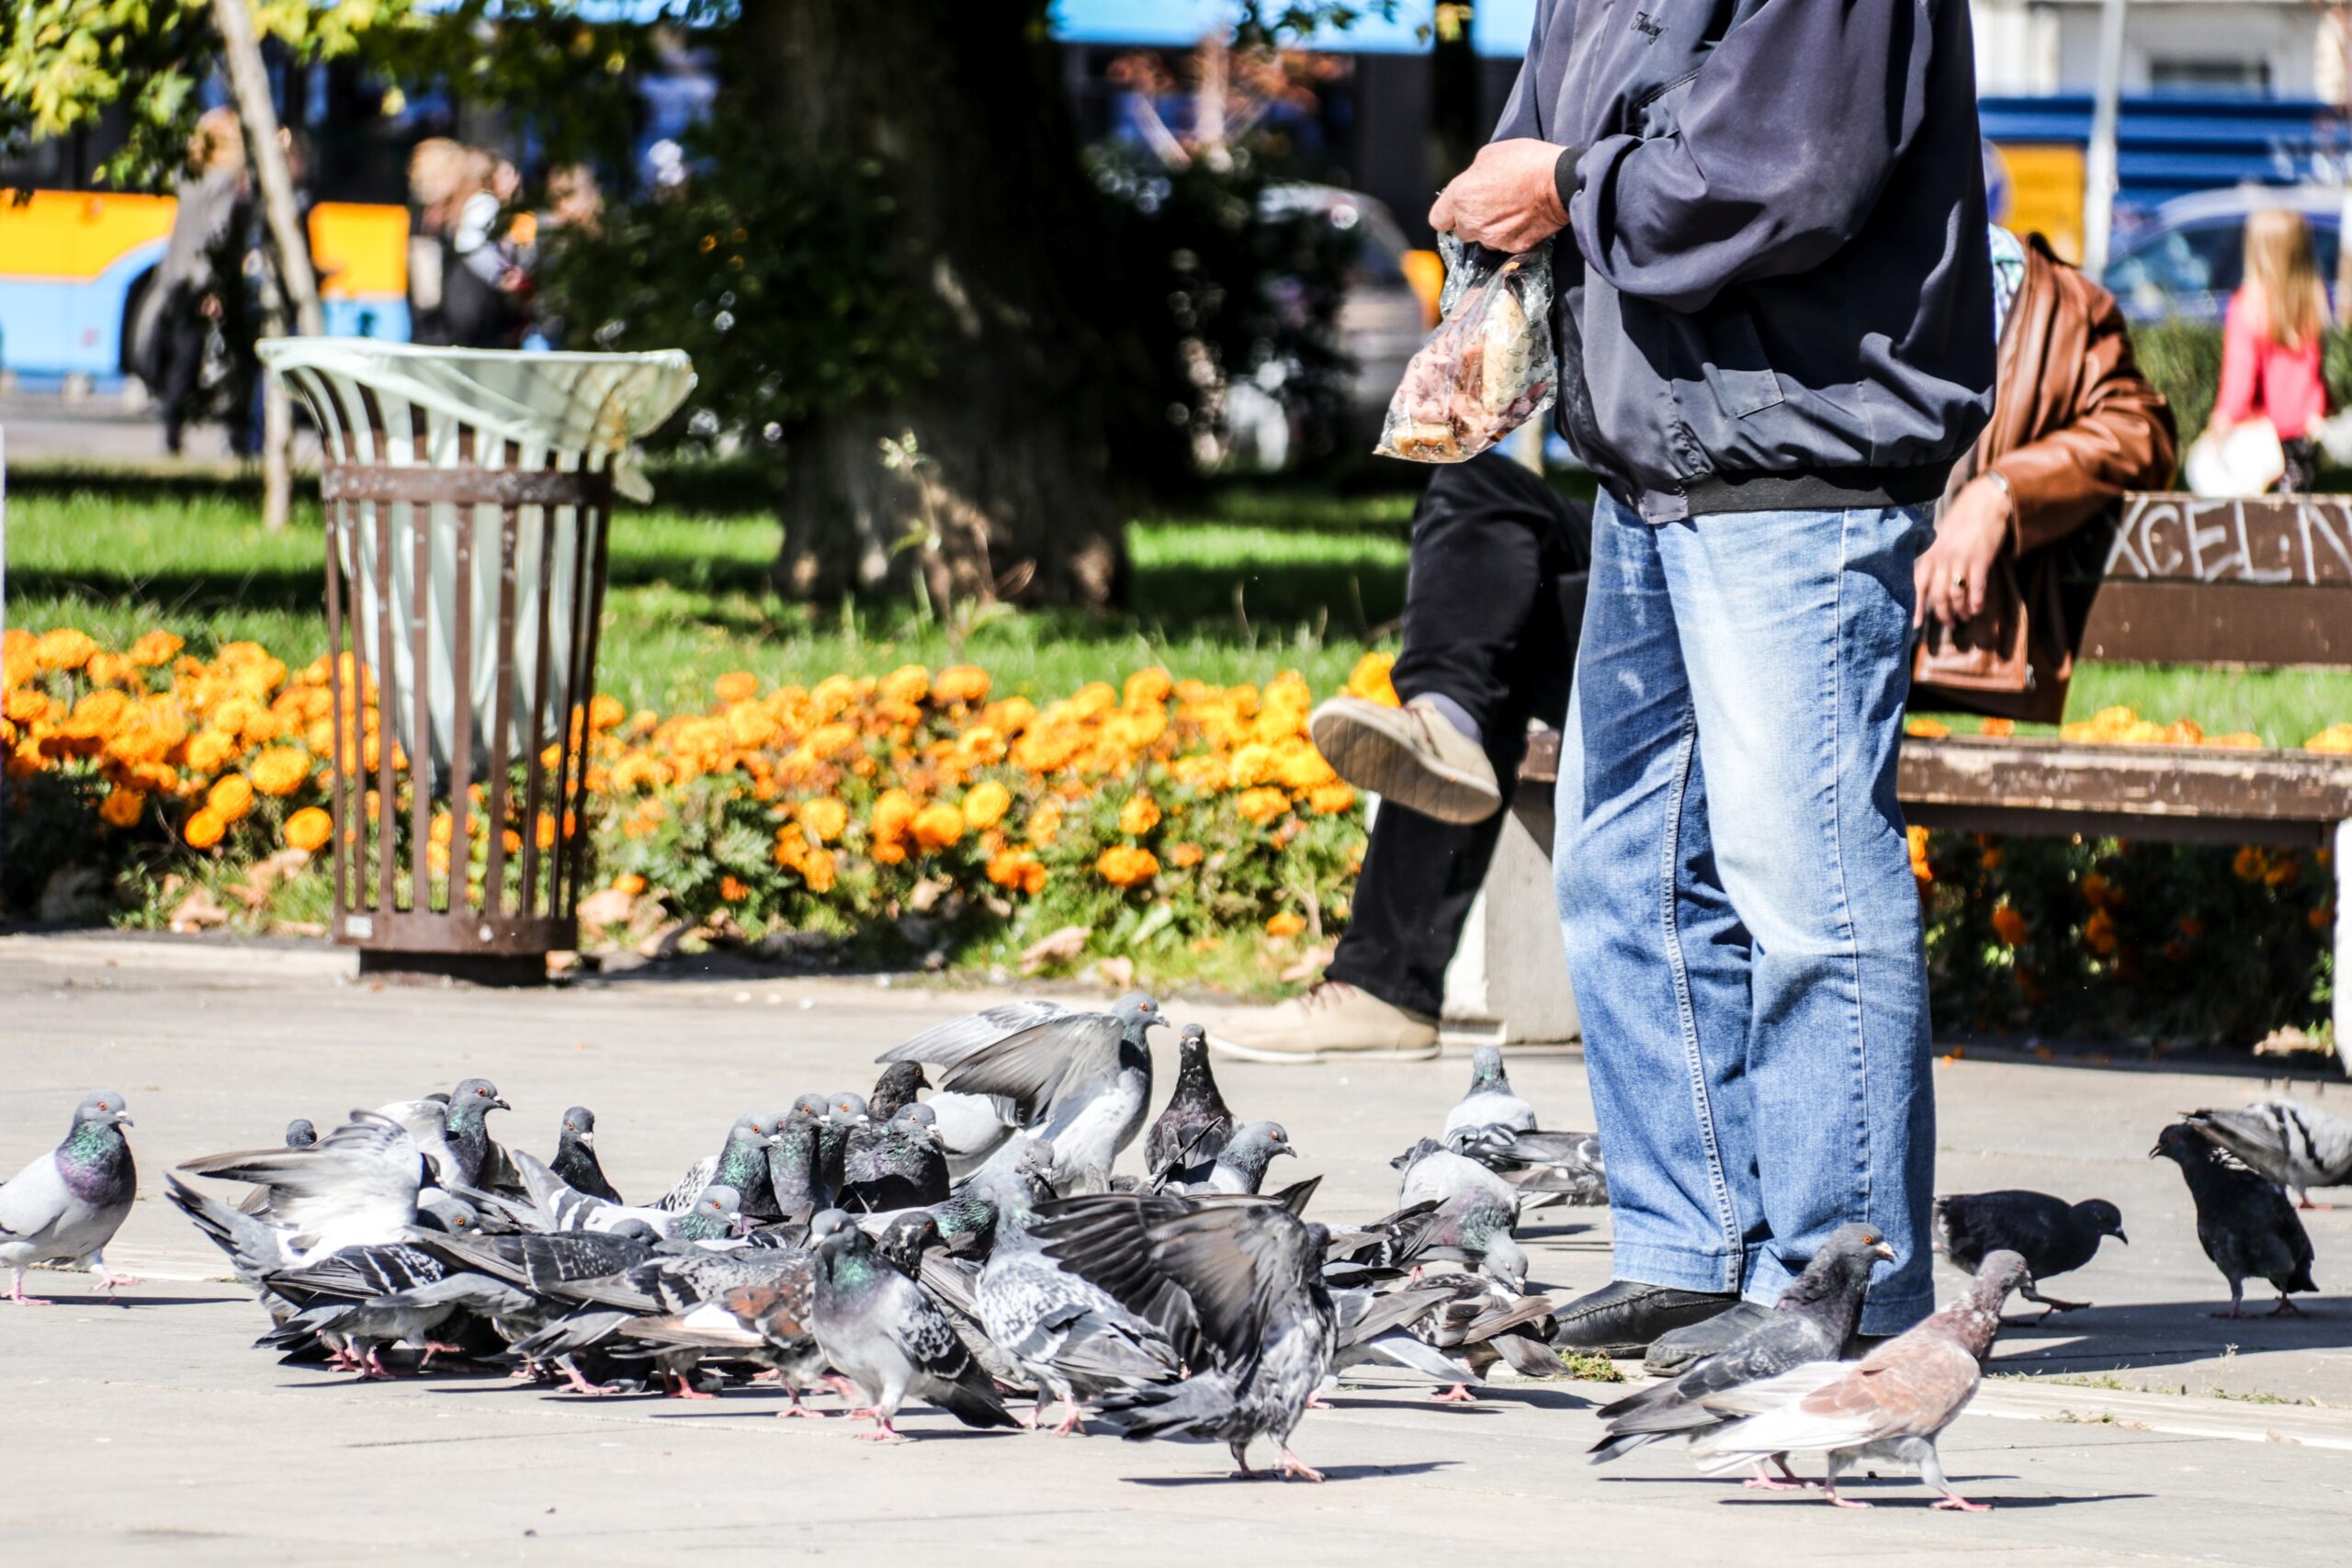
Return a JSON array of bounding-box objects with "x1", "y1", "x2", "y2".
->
[{"x1": 256, "y1": 339, "x2": 696, "y2": 459}]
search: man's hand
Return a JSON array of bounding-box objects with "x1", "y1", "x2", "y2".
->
[
  {"x1": 1430, "y1": 139, "x2": 1569, "y2": 254},
  {"x1": 1913, "y1": 477, "x2": 2013, "y2": 628}
]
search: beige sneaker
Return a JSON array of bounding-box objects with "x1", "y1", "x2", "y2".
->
[
  {"x1": 1210, "y1": 980, "x2": 1441, "y2": 1064},
  {"x1": 1309, "y1": 696, "x2": 1501, "y2": 824}
]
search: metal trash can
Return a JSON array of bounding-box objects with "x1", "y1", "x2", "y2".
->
[{"x1": 259, "y1": 340, "x2": 695, "y2": 982}]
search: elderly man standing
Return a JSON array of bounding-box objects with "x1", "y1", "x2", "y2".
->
[{"x1": 1432, "y1": 0, "x2": 1996, "y2": 1357}]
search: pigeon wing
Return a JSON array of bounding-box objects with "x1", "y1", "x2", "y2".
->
[
  {"x1": 921, "y1": 1012, "x2": 1125, "y2": 1124},
  {"x1": 877, "y1": 999, "x2": 1082, "y2": 1069}
]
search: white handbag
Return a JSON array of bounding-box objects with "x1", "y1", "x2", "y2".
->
[{"x1": 2183, "y1": 417, "x2": 2287, "y2": 497}]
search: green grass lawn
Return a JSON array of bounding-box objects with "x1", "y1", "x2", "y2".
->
[{"x1": 6, "y1": 464, "x2": 2348, "y2": 742}]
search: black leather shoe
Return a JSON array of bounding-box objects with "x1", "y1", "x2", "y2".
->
[
  {"x1": 1546, "y1": 1280, "x2": 1740, "y2": 1358},
  {"x1": 1643, "y1": 1300, "x2": 1773, "y2": 1375}
]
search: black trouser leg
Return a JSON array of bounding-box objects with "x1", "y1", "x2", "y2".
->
[
  {"x1": 154, "y1": 290, "x2": 208, "y2": 455},
  {"x1": 1326, "y1": 455, "x2": 1591, "y2": 1018}
]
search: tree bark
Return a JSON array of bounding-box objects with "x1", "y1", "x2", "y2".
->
[{"x1": 739, "y1": 0, "x2": 1147, "y2": 606}]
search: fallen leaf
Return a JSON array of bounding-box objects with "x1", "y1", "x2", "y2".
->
[
  {"x1": 576, "y1": 886, "x2": 636, "y2": 930},
  {"x1": 1094, "y1": 955, "x2": 1136, "y2": 988},
  {"x1": 169, "y1": 886, "x2": 231, "y2": 933},
  {"x1": 1019, "y1": 925, "x2": 1090, "y2": 975}
]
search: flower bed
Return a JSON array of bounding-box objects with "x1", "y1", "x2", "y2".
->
[{"x1": 2, "y1": 626, "x2": 2338, "y2": 1044}]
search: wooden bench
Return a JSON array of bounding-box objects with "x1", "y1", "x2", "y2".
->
[{"x1": 1467, "y1": 493, "x2": 2352, "y2": 1064}]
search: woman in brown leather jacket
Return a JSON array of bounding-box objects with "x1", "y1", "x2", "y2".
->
[{"x1": 1912, "y1": 231, "x2": 2178, "y2": 723}]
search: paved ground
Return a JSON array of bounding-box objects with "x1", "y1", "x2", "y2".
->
[
  {"x1": 0, "y1": 389, "x2": 323, "y2": 466},
  {"x1": 4, "y1": 932, "x2": 2350, "y2": 1564}
]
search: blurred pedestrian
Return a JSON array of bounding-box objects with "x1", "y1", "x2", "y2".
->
[
  {"x1": 441, "y1": 151, "x2": 526, "y2": 348},
  {"x1": 148, "y1": 107, "x2": 250, "y2": 455},
  {"x1": 2211, "y1": 209, "x2": 2329, "y2": 493},
  {"x1": 405, "y1": 138, "x2": 469, "y2": 346}
]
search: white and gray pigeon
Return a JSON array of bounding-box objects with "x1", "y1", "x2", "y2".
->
[
  {"x1": 1689, "y1": 1250, "x2": 2031, "y2": 1511},
  {"x1": 972, "y1": 1159, "x2": 1179, "y2": 1432},
  {"x1": 179, "y1": 1109, "x2": 426, "y2": 1256},
  {"x1": 1, "y1": 1091, "x2": 138, "y2": 1304},
  {"x1": 378, "y1": 1079, "x2": 509, "y2": 1190},
  {"x1": 1393, "y1": 1136, "x2": 1520, "y2": 1213},
  {"x1": 807, "y1": 1209, "x2": 1020, "y2": 1439},
  {"x1": 1592, "y1": 1224, "x2": 1894, "y2": 1476},
  {"x1": 1033, "y1": 1188, "x2": 1338, "y2": 1480},
  {"x1": 1442, "y1": 1045, "x2": 1536, "y2": 1136},
  {"x1": 2183, "y1": 1100, "x2": 2352, "y2": 1208},
  {"x1": 877, "y1": 992, "x2": 1166, "y2": 1185},
  {"x1": 1170, "y1": 1121, "x2": 1297, "y2": 1196},
  {"x1": 468, "y1": 1150, "x2": 679, "y2": 1238}
]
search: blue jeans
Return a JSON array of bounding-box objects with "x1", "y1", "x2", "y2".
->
[{"x1": 1555, "y1": 491, "x2": 1936, "y2": 1336}]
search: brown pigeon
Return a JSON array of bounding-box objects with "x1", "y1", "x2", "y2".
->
[{"x1": 1687, "y1": 1250, "x2": 2030, "y2": 1511}]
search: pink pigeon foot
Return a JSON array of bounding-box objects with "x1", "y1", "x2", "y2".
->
[
  {"x1": 854, "y1": 1417, "x2": 908, "y2": 1443},
  {"x1": 776, "y1": 1393, "x2": 827, "y2": 1418},
  {"x1": 1303, "y1": 1393, "x2": 1334, "y2": 1410},
  {"x1": 1429, "y1": 1384, "x2": 1478, "y2": 1404},
  {"x1": 1275, "y1": 1446, "x2": 1325, "y2": 1483},
  {"x1": 2269, "y1": 1295, "x2": 2308, "y2": 1317},
  {"x1": 562, "y1": 1365, "x2": 617, "y2": 1396},
  {"x1": 1745, "y1": 1460, "x2": 1810, "y2": 1492},
  {"x1": 1933, "y1": 1493, "x2": 1992, "y2": 1512},
  {"x1": 97, "y1": 1269, "x2": 139, "y2": 1299},
  {"x1": 1820, "y1": 1480, "x2": 1871, "y2": 1510},
  {"x1": 664, "y1": 1373, "x2": 717, "y2": 1401},
  {"x1": 1048, "y1": 1405, "x2": 1087, "y2": 1437}
]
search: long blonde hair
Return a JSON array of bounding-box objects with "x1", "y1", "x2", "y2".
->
[{"x1": 2243, "y1": 209, "x2": 2325, "y2": 349}]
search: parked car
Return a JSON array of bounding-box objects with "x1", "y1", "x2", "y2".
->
[{"x1": 2101, "y1": 185, "x2": 2343, "y2": 323}]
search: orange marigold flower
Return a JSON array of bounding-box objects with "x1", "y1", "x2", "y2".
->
[
  {"x1": 184, "y1": 729, "x2": 239, "y2": 775},
  {"x1": 1235, "y1": 786, "x2": 1289, "y2": 826},
  {"x1": 1990, "y1": 902, "x2": 2029, "y2": 947},
  {"x1": 1094, "y1": 845, "x2": 1159, "y2": 887},
  {"x1": 799, "y1": 797, "x2": 849, "y2": 842},
  {"x1": 284, "y1": 807, "x2": 333, "y2": 852},
  {"x1": 589, "y1": 693, "x2": 628, "y2": 731},
  {"x1": 1119, "y1": 793, "x2": 1162, "y2": 836},
  {"x1": 1027, "y1": 803, "x2": 1061, "y2": 848},
  {"x1": 1123, "y1": 667, "x2": 1173, "y2": 708},
  {"x1": 34, "y1": 628, "x2": 98, "y2": 672},
  {"x1": 503, "y1": 829, "x2": 526, "y2": 855},
  {"x1": 1979, "y1": 716, "x2": 2016, "y2": 738},
  {"x1": 1307, "y1": 781, "x2": 1355, "y2": 815},
  {"x1": 2265, "y1": 855, "x2": 2301, "y2": 889},
  {"x1": 2178, "y1": 915, "x2": 2208, "y2": 939},
  {"x1": 802, "y1": 847, "x2": 839, "y2": 893},
  {"x1": 248, "y1": 747, "x2": 312, "y2": 796},
  {"x1": 912, "y1": 803, "x2": 966, "y2": 851},
  {"x1": 2232, "y1": 845, "x2": 2267, "y2": 882},
  {"x1": 1265, "y1": 911, "x2": 1306, "y2": 938},
  {"x1": 718, "y1": 874, "x2": 751, "y2": 902},
  {"x1": 962, "y1": 780, "x2": 1012, "y2": 831},
  {"x1": 935, "y1": 665, "x2": 991, "y2": 705},
  {"x1": 879, "y1": 664, "x2": 931, "y2": 706},
  {"x1": 871, "y1": 787, "x2": 919, "y2": 842},
  {"x1": 1168, "y1": 842, "x2": 1204, "y2": 868},
  {"x1": 99, "y1": 787, "x2": 146, "y2": 829},
  {"x1": 2084, "y1": 907, "x2": 2118, "y2": 957},
  {"x1": 184, "y1": 806, "x2": 228, "y2": 851},
  {"x1": 611, "y1": 872, "x2": 648, "y2": 897},
  {"x1": 1905, "y1": 717, "x2": 1951, "y2": 739},
  {"x1": 714, "y1": 671, "x2": 760, "y2": 704},
  {"x1": 208, "y1": 773, "x2": 255, "y2": 822},
  {"x1": 1343, "y1": 650, "x2": 1399, "y2": 707},
  {"x1": 127, "y1": 630, "x2": 185, "y2": 667}
]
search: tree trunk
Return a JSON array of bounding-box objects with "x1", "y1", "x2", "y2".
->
[{"x1": 740, "y1": 1, "x2": 1146, "y2": 606}]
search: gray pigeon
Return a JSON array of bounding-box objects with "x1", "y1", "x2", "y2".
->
[
  {"x1": 2153, "y1": 1122, "x2": 2318, "y2": 1317},
  {"x1": 1191, "y1": 1122, "x2": 1296, "y2": 1196},
  {"x1": 807, "y1": 1209, "x2": 1020, "y2": 1439},
  {"x1": 816, "y1": 1093, "x2": 869, "y2": 1195},
  {"x1": 877, "y1": 993, "x2": 1165, "y2": 1184},
  {"x1": 1445, "y1": 1123, "x2": 1609, "y2": 1208},
  {"x1": 1689, "y1": 1250, "x2": 2031, "y2": 1510},
  {"x1": 620, "y1": 1244, "x2": 830, "y2": 1414},
  {"x1": 284, "y1": 1119, "x2": 319, "y2": 1149},
  {"x1": 1, "y1": 1091, "x2": 138, "y2": 1304},
  {"x1": 767, "y1": 1100, "x2": 831, "y2": 1220},
  {"x1": 1933, "y1": 1190, "x2": 2126, "y2": 1314},
  {"x1": 2184, "y1": 1100, "x2": 2352, "y2": 1208},
  {"x1": 1394, "y1": 1136, "x2": 1520, "y2": 1213},
  {"x1": 652, "y1": 1111, "x2": 785, "y2": 1216},
  {"x1": 379, "y1": 1079, "x2": 509, "y2": 1190},
  {"x1": 868, "y1": 1062, "x2": 930, "y2": 1122},
  {"x1": 1442, "y1": 1045, "x2": 1536, "y2": 1135},
  {"x1": 179, "y1": 1110, "x2": 426, "y2": 1256},
  {"x1": 1145, "y1": 1023, "x2": 1236, "y2": 1183},
  {"x1": 1591, "y1": 1224, "x2": 1894, "y2": 1473},
  {"x1": 972, "y1": 1158, "x2": 1179, "y2": 1432},
  {"x1": 550, "y1": 1107, "x2": 621, "y2": 1203},
  {"x1": 1033, "y1": 1189, "x2": 1337, "y2": 1480},
  {"x1": 842, "y1": 1105, "x2": 951, "y2": 1212}
]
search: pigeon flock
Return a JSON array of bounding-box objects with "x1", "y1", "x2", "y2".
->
[{"x1": 0, "y1": 1001, "x2": 2343, "y2": 1504}]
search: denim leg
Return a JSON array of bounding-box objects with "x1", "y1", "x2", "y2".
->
[
  {"x1": 1556, "y1": 492, "x2": 1764, "y2": 1294},
  {"x1": 1658, "y1": 504, "x2": 1936, "y2": 1335}
]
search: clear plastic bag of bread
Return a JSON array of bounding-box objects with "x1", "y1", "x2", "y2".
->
[{"x1": 1375, "y1": 232, "x2": 1556, "y2": 463}]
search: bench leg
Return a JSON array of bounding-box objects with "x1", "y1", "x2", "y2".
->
[{"x1": 2338, "y1": 821, "x2": 2350, "y2": 1080}]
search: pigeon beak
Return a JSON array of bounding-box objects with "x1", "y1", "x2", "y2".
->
[
  {"x1": 2113, "y1": 1229, "x2": 2130, "y2": 1246},
  {"x1": 2147, "y1": 1145, "x2": 2162, "y2": 1159},
  {"x1": 1273, "y1": 1144, "x2": 1296, "y2": 1159},
  {"x1": 492, "y1": 1098, "x2": 512, "y2": 1111},
  {"x1": 577, "y1": 1132, "x2": 594, "y2": 1148},
  {"x1": 1871, "y1": 1242, "x2": 1895, "y2": 1262},
  {"x1": 113, "y1": 1112, "x2": 135, "y2": 1127}
]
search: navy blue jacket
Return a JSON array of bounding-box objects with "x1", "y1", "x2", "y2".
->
[{"x1": 1497, "y1": 0, "x2": 1996, "y2": 521}]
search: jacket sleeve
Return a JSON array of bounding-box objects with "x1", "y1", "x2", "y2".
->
[
  {"x1": 1488, "y1": 0, "x2": 1555, "y2": 142},
  {"x1": 1569, "y1": 0, "x2": 1937, "y2": 310},
  {"x1": 2211, "y1": 289, "x2": 2260, "y2": 428},
  {"x1": 1988, "y1": 276, "x2": 2179, "y2": 555}
]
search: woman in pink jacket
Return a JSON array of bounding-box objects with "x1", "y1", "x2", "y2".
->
[{"x1": 2211, "y1": 209, "x2": 2330, "y2": 492}]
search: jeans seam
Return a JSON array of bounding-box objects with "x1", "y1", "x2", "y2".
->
[
  {"x1": 1828, "y1": 508, "x2": 1872, "y2": 1230},
  {"x1": 1657, "y1": 699, "x2": 1742, "y2": 1278}
]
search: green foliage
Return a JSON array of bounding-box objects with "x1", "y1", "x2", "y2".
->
[{"x1": 534, "y1": 107, "x2": 938, "y2": 460}]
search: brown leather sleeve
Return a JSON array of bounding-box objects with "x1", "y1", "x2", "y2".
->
[{"x1": 1985, "y1": 275, "x2": 2178, "y2": 556}]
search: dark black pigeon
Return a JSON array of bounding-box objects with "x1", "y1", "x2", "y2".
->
[
  {"x1": 1033, "y1": 1188, "x2": 1337, "y2": 1481},
  {"x1": 549, "y1": 1107, "x2": 621, "y2": 1203},
  {"x1": 807, "y1": 1210, "x2": 1019, "y2": 1439},
  {"x1": 842, "y1": 1105, "x2": 950, "y2": 1213},
  {"x1": 1146, "y1": 1022, "x2": 1236, "y2": 1184},
  {"x1": 1590, "y1": 1223, "x2": 1893, "y2": 1473},
  {"x1": 2153, "y1": 1122, "x2": 2317, "y2": 1317},
  {"x1": 1933, "y1": 1190, "x2": 2125, "y2": 1314},
  {"x1": 868, "y1": 1063, "x2": 930, "y2": 1122}
]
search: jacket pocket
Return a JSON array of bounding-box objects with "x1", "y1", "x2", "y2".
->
[{"x1": 1701, "y1": 302, "x2": 1784, "y2": 419}]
